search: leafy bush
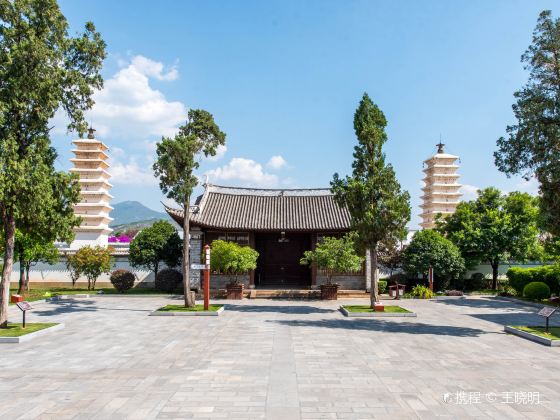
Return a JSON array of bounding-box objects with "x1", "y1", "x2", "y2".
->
[
  {"x1": 378, "y1": 280, "x2": 387, "y2": 294},
  {"x1": 300, "y1": 235, "x2": 363, "y2": 285},
  {"x1": 466, "y1": 272, "x2": 487, "y2": 290},
  {"x1": 211, "y1": 240, "x2": 260, "y2": 285},
  {"x1": 110, "y1": 269, "x2": 135, "y2": 293},
  {"x1": 500, "y1": 285, "x2": 517, "y2": 297},
  {"x1": 411, "y1": 284, "x2": 434, "y2": 299},
  {"x1": 523, "y1": 281, "x2": 551, "y2": 301},
  {"x1": 66, "y1": 246, "x2": 112, "y2": 290},
  {"x1": 155, "y1": 268, "x2": 182, "y2": 293}
]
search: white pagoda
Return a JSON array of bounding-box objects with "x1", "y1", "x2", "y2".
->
[
  {"x1": 68, "y1": 128, "x2": 113, "y2": 248},
  {"x1": 420, "y1": 142, "x2": 462, "y2": 229}
]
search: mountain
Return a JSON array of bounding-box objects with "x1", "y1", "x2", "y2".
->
[{"x1": 109, "y1": 201, "x2": 171, "y2": 227}]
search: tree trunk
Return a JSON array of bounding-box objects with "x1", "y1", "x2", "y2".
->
[
  {"x1": 183, "y1": 201, "x2": 194, "y2": 307},
  {"x1": 369, "y1": 244, "x2": 379, "y2": 307},
  {"x1": 0, "y1": 214, "x2": 16, "y2": 328},
  {"x1": 25, "y1": 264, "x2": 30, "y2": 292},
  {"x1": 17, "y1": 255, "x2": 25, "y2": 295},
  {"x1": 491, "y1": 262, "x2": 499, "y2": 291}
]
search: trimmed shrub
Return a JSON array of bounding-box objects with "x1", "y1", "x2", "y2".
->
[
  {"x1": 378, "y1": 280, "x2": 387, "y2": 294},
  {"x1": 110, "y1": 269, "x2": 135, "y2": 293},
  {"x1": 155, "y1": 268, "x2": 183, "y2": 293},
  {"x1": 523, "y1": 281, "x2": 551, "y2": 301},
  {"x1": 466, "y1": 272, "x2": 487, "y2": 291},
  {"x1": 411, "y1": 284, "x2": 434, "y2": 299}
]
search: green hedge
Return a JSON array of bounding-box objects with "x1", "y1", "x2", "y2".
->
[
  {"x1": 378, "y1": 280, "x2": 387, "y2": 294},
  {"x1": 506, "y1": 266, "x2": 560, "y2": 295}
]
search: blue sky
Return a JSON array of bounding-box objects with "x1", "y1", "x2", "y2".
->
[{"x1": 53, "y1": 1, "x2": 558, "y2": 228}]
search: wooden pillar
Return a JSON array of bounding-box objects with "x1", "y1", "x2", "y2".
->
[
  {"x1": 249, "y1": 232, "x2": 256, "y2": 289},
  {"x1": 311, "y1": 233, "x2": 317, "y2": 288}
]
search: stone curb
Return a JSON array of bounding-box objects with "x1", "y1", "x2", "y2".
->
[
  {"x1": 504, "y1": 325, "x2": 560, "y2": 347},
  {"x1": 149, "y1": 306, "x2": 225, "y2": 317},
  {"x1": 0, "y1": 323, "x2": 65, "y2": 344},
  {"x1": 339, "y1": 306, "x2": 417, "y2": 318}
]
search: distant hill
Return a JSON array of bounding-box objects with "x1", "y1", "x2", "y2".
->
[{"x1": 110, "y1": 201, "x2": 171, "y2": 227}]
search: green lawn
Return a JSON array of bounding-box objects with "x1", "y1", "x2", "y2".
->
[
  {"x1": 0, "y1": 323, "x2": 58, "y2": 337},
  {"x1": 9, "y1": 287, "x2": 171, "y2": 304},
  {"x1": 157, "y1": 304, "x2": 223, "y2": 312},
  {"x1": 511, "y1": 326, "x2": 560, "y2": 340},
  {"x1": 342, "y1": 305, "x2": 411, "y2": 313}
]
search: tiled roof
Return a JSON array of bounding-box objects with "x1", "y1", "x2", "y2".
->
[{"x1": 164, "y1": 184, "x2": 351, "y2": 231}]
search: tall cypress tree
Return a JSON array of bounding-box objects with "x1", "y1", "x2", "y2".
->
[
  {"x1": 495, "y1": 10, "x2": 560, "y2": 236},
  {"x1": 331, "y1": 93, "x2": 410, "y2": 306}
]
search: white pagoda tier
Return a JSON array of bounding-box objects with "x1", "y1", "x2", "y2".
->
[
  {"x1": 420, "y1": 143, "x2": 462, "y2": 229},
  {"x1": 68, "y1": 128, "x2": 113, "y2": 249}
]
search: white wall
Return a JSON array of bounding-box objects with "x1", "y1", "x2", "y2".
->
[{"x1": 11, "y1": 254, "x2": 154, "y2": 288}]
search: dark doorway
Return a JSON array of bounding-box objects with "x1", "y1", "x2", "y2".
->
[{"x1": 255, "y1": 232, "x2": 311, "y2": 288}]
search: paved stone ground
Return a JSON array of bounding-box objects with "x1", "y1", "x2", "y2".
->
[{"x1": 1, "y1": 296, "x2": 560, "y2": 419}]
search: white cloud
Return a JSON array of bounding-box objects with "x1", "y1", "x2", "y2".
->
[
  {"x1": 460, "y1": 184, "x2": 479, "y2": 202},
  {"x1": 110, "y1": 156, "x2": 158, "y2": 186},
  {"x1": 206, "y1": 144, "x2": 227, "y2": 162},
  {"x1": 205, "y1": 157, "x2": 278, "y2": 188},
  {"x1": 267, "y1": 155, "x2": 287, "y2": 170},
  {"x1": 59, "y1": 55, "x2": 188, "y2": 140},
  {"x1": 130, "y1": 55, "x2": 178, "y2": 81}
]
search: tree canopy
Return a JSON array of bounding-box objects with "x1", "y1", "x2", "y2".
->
[
  {"x1": 0, "y1": 0, "x2": 106, "y2": 327},
  {"x1": 14, "y1": 230, "x2": 60, "y2": 294},
  {"x1": 153, "y1": 109, "x2": 226, "y2": 307},
  {"x1": 300, "y1": 235, "x2": 364, "y2": 285},
  {"x1": 331, "y1": 93, "x2": 410, "y2": 305},
  {"x1": 128, "y1": 220, "x2": 182, "y2": 278},
  {"x1": 494, "y1": 10, "x2": 560, "y2": 236},
  {"x1": 210, "y1": 240, "x2": 258, "y2": 285},
  {"x1": 402, "y1": 230, "x2": 465, "y2": 291},
  {"x1": 66, "y1": 246, "x2": 112, "y2": 290},
  {"x1": 437, "y1": 187, "x2": 540, "y2": 289}
]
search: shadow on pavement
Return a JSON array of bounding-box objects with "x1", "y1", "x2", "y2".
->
[
  {"x1": 226, "y1": 304, "x2": 334, "y2": 314},
  {"x1": 31, "y1": 300, "x2": 153, "y2": 316},
  {"x1": 433, "y1": 296, "x2": 535, "y2": 311},
  {"x1": 268, "y1": 318, "x2": 488, "y2": 337},
  {"x1": 469, "y1": 312, "x2": 560, "y2": 328}
]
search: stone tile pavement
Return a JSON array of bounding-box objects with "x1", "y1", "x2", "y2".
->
[{"x1": 1, "y1": 295, "x2": 560, "y2": 419}]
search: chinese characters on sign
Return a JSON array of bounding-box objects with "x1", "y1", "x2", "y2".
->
[{"x1": 443, "y1": 391, "x2": 541, "y2": 405}]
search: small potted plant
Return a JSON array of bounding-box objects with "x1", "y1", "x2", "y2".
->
[
  {"x1": 211, "y1": 240, "x2": 258, "y2": 300},
  {"x1": 300, "y1": 235, "x2": 363, "y2": 300}
]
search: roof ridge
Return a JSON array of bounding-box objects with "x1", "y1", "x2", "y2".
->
[{"x1": 206, "y1": 183, "x2": 332, "y2": 192}]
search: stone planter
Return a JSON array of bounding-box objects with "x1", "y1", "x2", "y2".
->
[
  {"x1": 226, "y1": 283, "x2": 244, "y2": 300},
  {"x1": 320, "y1": 284, "x2": 339, "y2": 300}
]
